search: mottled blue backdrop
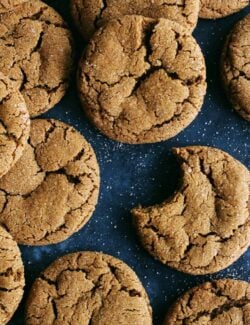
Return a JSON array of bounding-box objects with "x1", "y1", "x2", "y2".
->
[{"x1": 12, "y1": 2, "x2": 249, "y2": 324}]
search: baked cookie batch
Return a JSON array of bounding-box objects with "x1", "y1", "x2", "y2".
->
[{"x1": 0, "y1": 0, "x2": 249, "y2": 324}]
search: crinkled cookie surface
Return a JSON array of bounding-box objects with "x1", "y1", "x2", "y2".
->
[{"x1": 26, "y1": 251, "x2": 152, "y2": 325}]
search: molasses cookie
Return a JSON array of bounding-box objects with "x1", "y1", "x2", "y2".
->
[
  {"x1": 164, "y1": 279, "x2": 250, "y2": 324},
  {"x1": 26, "y1": 251, "x2": 152, "y2": 325},
  {"x1": 0, "y1": 119, "x2": 100, "y2": 245},
  {"x1": 0, "y1": 73, "x2": 30, "y2": 178},
  {"x1": 0, "y1": 225, "x2": 25, "y2": 325},
  {"x1": 0, "y1": 0, "x2": 27, "y2": 13},
  {"x1": 78, "y1": 15, "x2": 207, "y2": 144},
  {"x1": 221, "y1": 14, "x2": 250, "y2": 121},
  {"x1": 0, "y1": 0, "x2": 73, "y2": 117},
  {"x1": 199, "y1": 0, "x2": 249, "y2": 19},
  {"x1": 71, "y1": 0, "x2": 200, "y2": 40},
  {"x1": 132, "y1": 146, "x2": 250, "y2": 275}
]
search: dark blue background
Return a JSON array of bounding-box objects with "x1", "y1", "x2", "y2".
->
[{"x1": 12, "y1": 2, "x2": 250, "y2": 324}]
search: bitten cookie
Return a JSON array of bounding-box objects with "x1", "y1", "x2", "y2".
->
[
  {"x1": 0, "y1": 119, "x2": 100, "y2": 245},
  {"x1": 0, "y1": 0, "x2": 73, "y2": 117},
  {"x1": 0, "y1": 0, "x2": 27, "y2": 13},
  {"x1": 221, "y1": 14, "x2": 250, "y2": 121},
  {"x1": 26, "y1": 251, "x2": 152, "y2": 325},
  {"x1": 78, "y1": 15, "x2": 207, "y2": 144},
  {"x1": 199, "y1": 0, "x2": 249, "y2": 19},
  {"x1": 0, "y1": 225, "x2": 25, "y2": 325},
  {"x1": 164, "y1": 279, "x2": 250, "y2": 324},
  {"x1": 71, "y1": 0, "x2": 200, "y2": 40},
  {"x1": 132, "y1": 146, "x2": 250, "y2": 275},
  {"x1": 0, "y1": 73, "x2": 30, "y2": 178}
]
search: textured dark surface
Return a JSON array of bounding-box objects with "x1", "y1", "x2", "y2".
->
[{"x1": 11, "y1": 1, "x2": 249, "y2": 324}]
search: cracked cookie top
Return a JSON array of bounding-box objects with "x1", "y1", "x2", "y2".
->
[
  {"x1": 71, "y1": 0, "x2": 200, "y2": 40},
  {"x1": 78, "y1": 15, "x2": 206, "y2": 144},
  {"x1": 0, "y1": 119, "x2": 100, "y2": 245},
  {"x1": 132, "y1": 146, "x2": 250, "y2": 275},
  {"x1": 26, "y1": 251, "x2": 152, "y2": 325},
  {"x1": 0, "y1": 225, "x2": 25, "y2": 325},
  {"x1": 0, "y1": 72, "x2": 30, "y2": 178},
  {"x1": 164, "y1": 279, "x2": 250, "y2": 324},
  {"x1": 0, "y1": 0, "x2": 27, "y2": 13},
  {"x1": 221, "y1": 14, "x2": 250, "y2": 121},
  {"x1": 0, "y1": 0, "x2": 73, "y2": 117},
  {"x1": 199, "y1": 0, "x2": 249, "y2": 19}
]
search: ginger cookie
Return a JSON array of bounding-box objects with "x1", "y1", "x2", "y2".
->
[
  {"x1": 78, "y1": 15, "x2": 207, "y2": 144},
  {"x1": 0, "y1": 225, "x2": 25, "y2": 325},
  {"x1": 221, "y1": 14, "x2": 250, "y2": 121},
  {"x1": 199, "y1": 0, "x2": 249, "y2": 19},
  {"x1": 0, "y1": 119, "x2": 100, "y2": 245},
  {"x1": 0, "y1": 73, "x2": 30, "y2": 178},
  {"x1": 132, "y1": 146, "x2": 250, "y2": 275},
  {"x1": 0, "y1": 0, "x2": 27, "y2": 13},
  {"x1": 26, "y1": 251, "x2": 152, "y2": 325},
  {"x1": 0, "y1": 0, "x2": 73, "y2": 117},
  {"x1": 164, "y1": 279, "x2": 250, "y2": 324},
  {"x1": 71, "y1": 0, "x2": 200, "y2": 40}
]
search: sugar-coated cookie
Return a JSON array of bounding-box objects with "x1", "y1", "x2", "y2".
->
[
  {"x1": 0, "y1": 225, "x2": 25, "y2": 325},
  {"x1": 164, "y1": 279, "x2": 250, "y2": 324},
  {"x1": 71, "y1": 0, "x2": 200, "y2": 40},
  {"x1": 78, "y1": 15, "x2": 206, "y2": 144},
  {"x1": 0, "y1": 119, "x2": 100, "y2": 245},
  {"x1": 26, "y1": 251, "x2": 152, "y2": 325},
  {"x1": 132, "y1": 146, "x2": 250, "y2": 275},
  {"x1": 0, "y1": 0, "x2": 73, "y2": 117},
  {"x1": 221, "y1": 14, "x2": 250, "y2": 121}
]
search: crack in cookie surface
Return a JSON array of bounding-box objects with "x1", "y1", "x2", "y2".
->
[
  {"x1": 0, "y1": 119, "x2": 100, "y2": 245},
  {"x1": 199, "y1": 0, "x2": 249, "y2": 19},
  {"x1": 78, "y1": 15, "x2": 206, "y2": 144},
  {"x1": 0, "y1": 72, "x2": 30, "y2": 178},
  {"x1": 0, "y1": 225, "x2": 24, "y2": 325},
  {"x1": 164, "y1": 279, "x2": 250, "y2": 324},
  {"x1": 221, "y1": 14, "x2": 250, "y2": 121},
  {"x1": 71, "y1": 0, "x2": 200, "y2": 40},
  {"x1": 132, "y1": 146, "x2": 250, "y2": 275},
  {"x1": 0, "y1": 0, "x2": 73, "y2": 117},
  {"x1": 26, "y1": 252, "x2": 152, "y2": 325}
]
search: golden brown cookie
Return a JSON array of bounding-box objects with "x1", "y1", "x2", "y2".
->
[
  {"x1": 0, "y1": 119, "x2": 100, "y2": 245},
  {"x1": 0, "y1": 73, "x2": 30, "y2": 178},
  {"x1": 0, "y1": 0, "x2": 73, "y2": 117},
  {"x1": 71, "y1": 0, "x2": 200, "y2": 40},
  {"x1": 164, "y1": 279, "x2": 250, "y2": 324},
  {"x1": 0, "y1": 0, "x2": 27, "y2": 13},
  {"x1": 26, "y1": 251, "x2": 152, "y2": 325},
  {"x1": 221, "y1": 14, "x2": 250, "y2": 121},
  {"x1": 132, "y1": 146, "x2": 250, "y2": 275},
  {"x1": 78, "y1": 15, "x2": 207, "y2": 144},
  {"x1": 199, "y1": 0, "x2": 249, "y2": 19},
  {"x1": 0, "y1": 225, "x2": 25, "y2": 325}
]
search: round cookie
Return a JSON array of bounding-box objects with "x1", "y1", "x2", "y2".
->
[
  {"x1": 132, "y1": 146, "x2": 250, "y2": 275},
  {"x1": 26, "y1": 251, "x2": 152, "y2": 325},
  {"x1": 221, "y1": 14, "x2": 250, "y2": 121},
  {"x1": 78, "y1": 15, "x2": 207, "y2": 144},
  {"x1": 0, "y1": 73, "x2": 30, "y2": 178},
  {"x1": 199, "y1": 0, "x2": 249, "y2": 19},
  {"x1": 0, "y1": 0, "x2": 73, "y2": 117},
  {"x1": 0, "y1": 0, "x2": 27, "y2": 13},
  {"x1": 71, "y1": 0, "x2": 200, "y2": 40},
  {"x1": 164, "y1": 279, "x2": 250, "y2": 324},
  {"x1": 0, "y1": 225, "x2": 25, "y2": 325},
  {"x1": 0, "y1": 119, "x2": 100, "y2": 245}
]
